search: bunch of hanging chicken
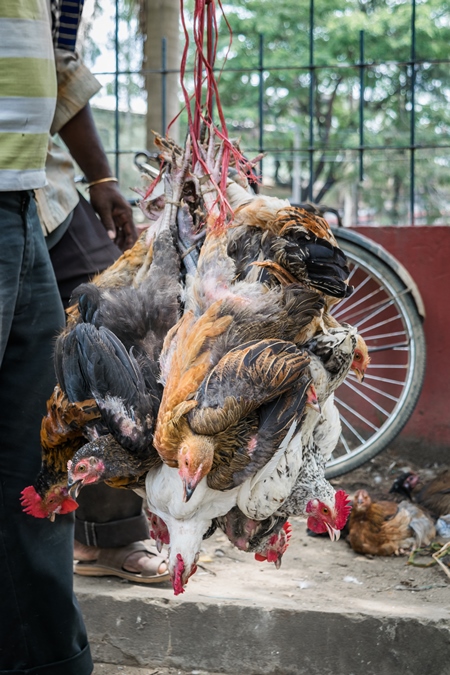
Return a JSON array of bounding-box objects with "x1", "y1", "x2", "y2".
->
[{"x1": 21, "y1": 133, "x2": 370, "y2": 594}]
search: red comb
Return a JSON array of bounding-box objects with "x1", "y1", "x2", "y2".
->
[
  {"x1": 148, "y1": 512, "x2": 170, "y2": 546},
  {"x1": 20, "y1": 486, "x2": 48, "y2": 518},
  {"x1": 335, "y1": 490, "x2": 352, "y2": 529},
  {"x1": 58, "y1": 497, "x2": 79, "y2": 514},
  {"x1": 172, "y1": 553, "x2": 186, "y2": 596}
]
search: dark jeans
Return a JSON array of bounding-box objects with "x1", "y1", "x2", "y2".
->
[
  {"x1": 0, "y1": 191, "x2": 92, "y2": 674},
  {"x1": 49, "y1": 193, "x2": 149, "y2": 547}
]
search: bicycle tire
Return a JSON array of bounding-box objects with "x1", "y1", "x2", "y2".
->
[{"x1": 325, "y1": 235, "x2": 426, "y2": 479}]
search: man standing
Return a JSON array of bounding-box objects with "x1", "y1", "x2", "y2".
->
[{"x1": 0, "y1": 1, "x2": 93, "y2": 672}]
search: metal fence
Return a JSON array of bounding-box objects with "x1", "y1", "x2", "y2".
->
[{"x1": 87, "y1": 0, "x2": 450, "y2": 227}]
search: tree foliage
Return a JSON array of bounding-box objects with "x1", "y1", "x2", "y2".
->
[{"x1": 86, "y1": 0, "x2": 450, "y2": 223}]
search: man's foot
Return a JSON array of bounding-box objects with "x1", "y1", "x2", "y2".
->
[
  {"x1": 74, "y1": 540, "x2": 169, "y2": 582},
  {"x1": 74, "y1": 540, "x2": 99, "y2": 562}
]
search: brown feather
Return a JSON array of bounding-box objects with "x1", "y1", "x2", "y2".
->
[
  {"x1": 347, "y1": 489, "x2": 434, "y2": 556},
  {"x1": 34, "y1": 386, "x2": 101, "y2": 494},
  {"x1": 154, "y1": 303, "x2": 233, "y2": 462},
  {"x1": 277, "y1": 206, "x2": 338, "y2": 246},
  {"x1": 251, "y1": 260, "x2": 298, "y2": 285}
]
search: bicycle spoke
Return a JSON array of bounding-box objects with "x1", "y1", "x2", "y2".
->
[
  {"x1": 358, "y1": 314, "x2": 399, "y2": 334},
  {"x1": 364, "y1": 373, "x2": 406, "y2": 386},
  {"x1": 364, "y1": 330, "x2": 406, "y2": 341},
  {"x1": 368, "y1": 342, "x2": 410, "y2": 353},
  {"x1": 334, "y1": 396, "x2": 380, "y2": 432},
  {"x1": 333, "y1": 287, "x2": 383, "y2": 320},
  {"x1": 354, "y1": 300, "x2": 395, "y2": 329},
  {"x1": 336, "y1": 291, "x2": 410, "y2": 324},
  {"x1": 342, "y1": 380, "x2": 390, "y2": 417},
  {"x1": 339, "y1": 416, "x2": 365, "y2": 445},
  {"x1": 332, "y1": 277, "x2": 370, "y2": 314},
  {"x1": 341, "y1": 273, "x2": 372, "y2": 302},
  {"x1": 338, "y1": 432, "x2": 352, "y2": 454},
  {"x1": 331, "y1": 265, "x2": 360, "y2": 313},
  {"x1": 367, "y1": 364, "x2": 407, "y2": 369},
  {"x1": 347, "y1": 265, "x2": 359, "y2": 283},
  {"x1": 346, "y1": 375, "x2": 401, "y2": 402}
]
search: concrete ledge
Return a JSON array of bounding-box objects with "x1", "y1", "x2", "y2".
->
[{"x1": 79, "y1": 586, "x2": 450, "y2": 675}]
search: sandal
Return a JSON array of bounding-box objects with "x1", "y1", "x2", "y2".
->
[{"x1": 73, "y1": 541, "x2": 170, "y2": 584}]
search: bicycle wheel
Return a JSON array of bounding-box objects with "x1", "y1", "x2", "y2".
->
[{"x1": 325, "y1": 233, "x2": 426, "y2": 478}]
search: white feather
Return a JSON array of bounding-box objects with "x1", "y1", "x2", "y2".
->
[
  {"x1": 312, "y1": 393, "x2": 341, "y2": 462},
  {"x1": 237, "y1": 427, "x2": 304, "y2": 520}
]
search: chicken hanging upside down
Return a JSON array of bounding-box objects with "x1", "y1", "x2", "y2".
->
[
  {"x1": 153, "y1": 286, "x2": 326, "y2": 502},
  {"x1": 19, "y1": 125, "x2": 367, "y2": 591},
  {"x1": 49, "y1": 303, "x2": 364, "y2": 592},
  {"x1": 20, "y1": 386, "x2": 102, "y2": 520}
]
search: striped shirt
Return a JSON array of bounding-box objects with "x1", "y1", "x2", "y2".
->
[
  {"x1": 0, "y1": 1, "x2": 57, "y2": 191},
  {"x1": 51, "y1": 0, "x2": 84, "y2": 52}
]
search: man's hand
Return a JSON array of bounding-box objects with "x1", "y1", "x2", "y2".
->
[
  {"x1": 89, "y1": 182, "x2": 137, "y2": 251},
  {"x1": 59, "y1": 104, "x2": 138, "y2": 251}
]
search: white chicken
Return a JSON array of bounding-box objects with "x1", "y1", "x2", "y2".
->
[
  {"x1": 235, "y1": 326, "x2": 360, "y2": 523},
  {"x1": 144, "y1": 464, "x2": 239, "y2": 594}
]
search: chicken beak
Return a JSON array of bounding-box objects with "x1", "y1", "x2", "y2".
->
[
  {"x1": 48, "y1": 512, "x2": 56, "y2": 523},
  {"x1": 353, "y1": 368, "x2": 365, "y2": 383},
  {"x1": 68, "y1": 481, "x2": 82, "y2": 499},
  {"x1": 307, "y1": 400, "x2": 322, "y2": 414},
  {"x1": 181, "y1": 464, "x2": 205, "y2": 502},
  {"x1": 306, "y1": 386, "x2": 321, "y2": 414},
  {"x1": 182, "y1": 479, "x2": 196, "y2": 503},
  {"x1": 325, "y1": 523, "x2": 341, "y2": 542}
]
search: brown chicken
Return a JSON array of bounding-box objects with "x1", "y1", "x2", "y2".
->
[
  {"x1": 20, "y1": 385, "x2": 102, "y2": 519},
  {"x1": 390, "y1": 469, "x2": 450, "y2": 519},
  {"x1": 185, "y1": 187, "x2": 352, "y2": 341},
  {"x1": 347, "y1": 489, "x2": 436, "y2": 556},
  {"x1": 154, "y1": 286, "x2": 324, "y2": 499}
]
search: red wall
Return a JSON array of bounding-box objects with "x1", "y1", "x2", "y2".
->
[{"x1": 356, "y1": 226, "x2": 450, "y2": 456}]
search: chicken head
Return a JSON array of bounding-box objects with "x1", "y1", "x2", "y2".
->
[
  {"x1": 306, "y1": 489, "x2": 352, "y2": 540},
  {"x1": 67, "y1": 456, "x2": 106, "y2": 497},
  {"x1": 254, "y1": 521, "x2": 292, "y2": 569},
  {"x1": 305, "y1": 384, "x2": 321, "y2": 414},
  {"x1": 177, "y1": 434, "x2": 214, "y2": 502},
  {"x1": 172, "y1": 553, "x2": 198, "y2": 595},
  {"x1": 351, "y1": 334, "x2": 370, "y2": 383},
  {"x1": 20, "y1": 484, "x2": 78, "y2": 521}
]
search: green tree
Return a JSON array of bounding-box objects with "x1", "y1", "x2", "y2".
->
[{"x1": 201, "y1": 0, "x2": 450, "y2": 223}]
